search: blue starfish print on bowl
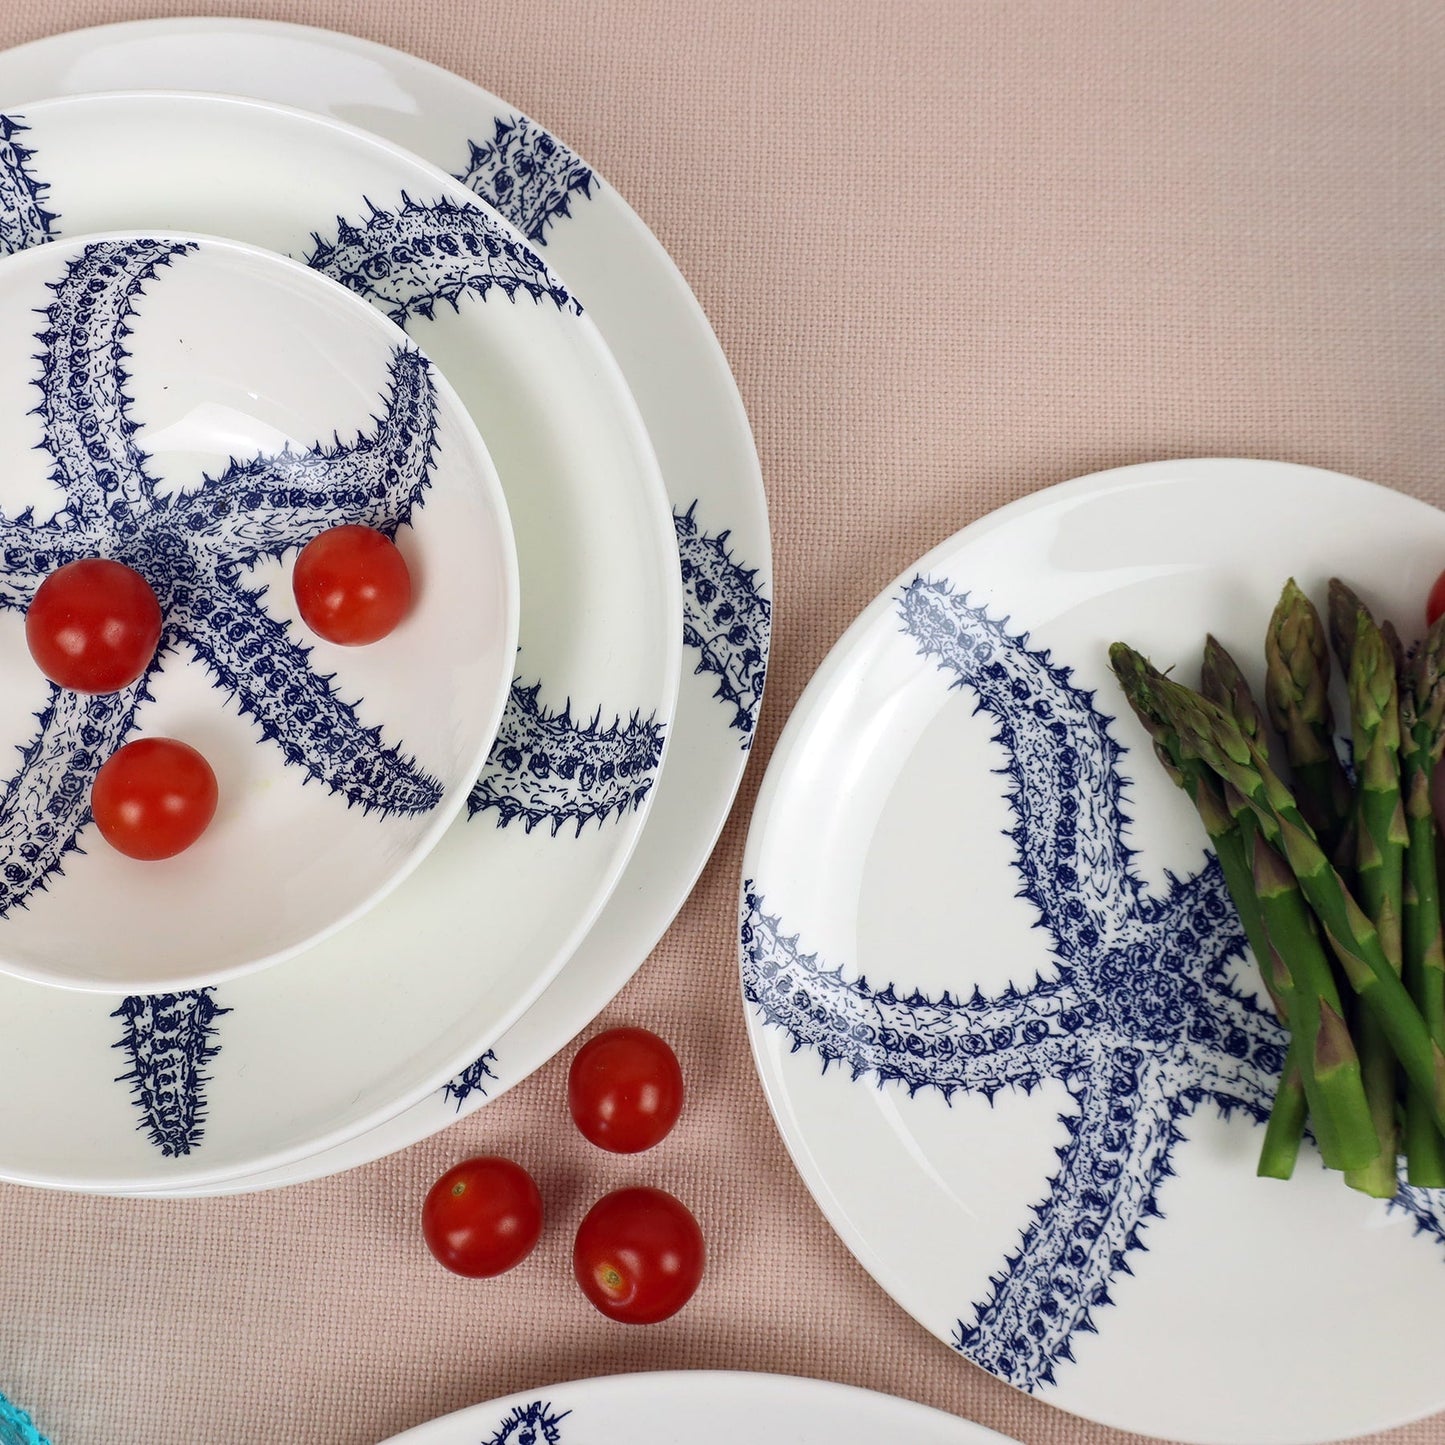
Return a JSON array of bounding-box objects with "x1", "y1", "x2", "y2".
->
[
  {"x1": 743, "y1": 576, "x2": 1445, "y2": 1392},
  {"x1": 455, "y1": 113, "x2": 596, "y2": 247},
  {"x1": 482, "y1": 1400, "x2": 570, "y2": 1445},
  {"x1": 675, "y1": 501, "x2": 771, "y2": 747},
  {"x1": 0, "y1": 238, "x2": 444, "y2": 924},
  {"x1": 0, "y1": 116, "x2": 54, "y2": 256}
]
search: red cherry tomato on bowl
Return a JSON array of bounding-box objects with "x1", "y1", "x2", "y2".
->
[
  {"x1": 1427, "y1": 571, "x2": 1445, "y2": 628},
  {"x1": 422, "y1": 1156, "x2": 543, "y2": 1278},
  {"x1": 90, "y1": 738, "x2": 218, "y2": 861},
  {"x1": 293, "y1": 524, "x2": 411, "y2": 645},
  {"x1": 568, "y1": 1026, "x2": 684, "y2": 1153},
  {"x1": 573, "y1": 1186, "x2": 704, "y2": 1324},
  {"x1": 25, "y1": 558, "x2": 162, "y2": 693}
]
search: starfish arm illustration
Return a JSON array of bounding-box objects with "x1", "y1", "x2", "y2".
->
[
  {"x1": 455, "y1": 113, "x2": 596, "y2": 246},
  {"x1": 0, "y1": 681, "x2": 150, "y2": 917},
  {"x1": 0, "y1": 114, "x2": 57, "y2": 255},
  {"x1": 742, "y1": 886, "x2": 1087, "y2": 1097},
  {"x1": 898, "y1": 577, "x2": 1146, "y2": 953},
  {"x1": 1391, "y1": 1173, "x2": 1445, "y2": 1244},
  {"x1": 675, "y1": 502, "x2": 771, "y2": 746},
  {"x1": 468, "y1": 679, "x2": 665, "y2": 835},
  {"x1": 173, "y1": 578, "x2": 441, "y2": 814},
  {"x1": 484, "y1": 1401, "x2": 570, "y2": 1445},
  {"x1": 33, "y1": 238, "x2": 193, "y2": 523},
  {"x1": 173, "y1": 347, "x2": 439, "y2": 566},
  {"x1": 0, "y1": 511, "x2": 92, "y2": 612},
  {"x1": 442, "y1": 1048, "x2": 500, "y2": 1109},
  {"x1": 304, "y1": 195, "x2": 579, "y2": 328},
  {"x1": 112, "y1": 989, "x2": 230, "y2": 1157},
  {"x1": 956, "y1": 1047, "x2": 1184, "y2": 1390}
]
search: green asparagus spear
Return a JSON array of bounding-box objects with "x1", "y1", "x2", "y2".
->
[
  {"x1": 1343, "y1": 607, "x2": 1407, "y2": 1196},
  {"x1": 1264, "y1": 580, "x2": 1352, "y2": 858},
  {"x1": 1401, "y1": 617, "x2": 1445, "y2": 1184},
  {"x1": 1198, "y1": 637, "x2": 1309, "y2": 1168},
  {"x1": 1112, "y1": 647, "x2": 1445, "y2": 1131}
]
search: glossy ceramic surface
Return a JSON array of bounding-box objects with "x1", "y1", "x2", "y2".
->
[
  {"x1": 0, "y1": 17, "x2": 771, "y2": 1194},
  {"x1": 378, "y1": 1372, "x2": 1018, "y2": 1445},
  {"x1": 0, "y1": 91, "x2": 679, "y2": 1192},
  {"x1": 742, "y1": 460, "x2": 1445, "y2": 1443},
  {"x1": 0, "y1": 231, "x2": 517, "y2": 992}
]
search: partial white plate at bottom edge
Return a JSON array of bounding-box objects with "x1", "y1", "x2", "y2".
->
[
  {"x1": 0, "y1": 16, "x2": 773, "y2": 1197},
  {"x1": 376, "y1": 1372, "x2": 1018, "y2": 1445},
  {"x1": 741, "y1": 459, "x2": 1445, "y2": 1444}
]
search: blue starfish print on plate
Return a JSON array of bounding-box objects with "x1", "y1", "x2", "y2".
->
[
  {"x1": 482, "y1": 1400, "x2": 570, "y2": 1445},
  {"x1": 111, "y1": 990, "x2": 230, "y2": 1158},
  {"x1": 744, "y1": 576, "x2": 1445, "y2": 1391},
  {"x1": 468, "y1": 682, "x2": 664, "y2": 836},
  {"x1": 304, "y1": 197, "x2": 675, "y2": 835},
  {"x1": 0, "y1": 239, "x2": 445, "y2": 1153},
  {"x1": 442, "y1": 1048, "x2": 499, "y2": 1111},
  {"x1": 455, "y1": 113, "x2": 596, "y2": 247},
  {"x1": 304, "y1": 194, "x2": 580, "y2": 322},
  {"x1": 0, "y1": 116, "x2": 54, "y2": 256},
  {"x1": 675, "y1": 501, "x2": 771, "y2": 747}
]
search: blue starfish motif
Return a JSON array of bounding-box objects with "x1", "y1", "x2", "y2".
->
[
  {"x1": 742, "y1": 576, "x2": 1445, "y2": 1391},
  {"x1": 0, "y1": 116, "x2": 54, "y2": 256},
  {"x1": 0, "y1": 239, "x2": 444, "y2": 923},
  {"x1": 675, "y1": 502, "x2": 771, "y2": 747},
  {"x1": 443, "y1": 1048, "x2": 499, "y2": 1110},
  {"x1": 467, "y1": 682, "x2": 664, "y2": 835},
  {"x1": 304, "y1": 194, "x2": 580, "y2": 321},
  {"x1": 111, "y1": 990, "x2": 230, "y2": 1157},
  {"x1": 483, "y1": 1401, "x2": 570, "y2": 1445},
  {"x1": 455, "y1": 114, "x2": 596, "y2": 247}
]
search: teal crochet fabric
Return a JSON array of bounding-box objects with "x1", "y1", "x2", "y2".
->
[{"x1": 0, "y1": 1392, "x2": 50, "y2": 1445}]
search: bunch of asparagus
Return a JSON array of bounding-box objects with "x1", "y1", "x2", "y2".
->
[{"x1": 1110, "y1": 580, "x2": 1445, "y2": 1196}]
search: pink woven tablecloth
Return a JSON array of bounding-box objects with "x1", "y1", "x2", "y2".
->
[{"x1": 1, "y1": 2, "x2": 1443, "y2": 1442}]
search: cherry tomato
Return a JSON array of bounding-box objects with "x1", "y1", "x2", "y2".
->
[
  {"x1": 422, "y1": 1156, "x2": 543, "y2": 1278},
  {"x1": 90, "y1": 738, "x2": 218, "y2": 861},
  {"x1": 568, "y1": 1027, "x2": 684, "y2": 1153},
  {"x1": 293, "y1": 524, "x2": 411, "y2": 645},
  {"x1": 25, "y1": 558, "x2": 162, "y2": 693},
  {"x1": 1428, "y1": 571, "x2": 1445, "y2": 628},
  {"x1": 573, "y1": 1186, "x2": 704, "y2": 1324}
]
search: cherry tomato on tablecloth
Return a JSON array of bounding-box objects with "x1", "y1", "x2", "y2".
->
[
  {"x1": 568, "y1": 1026, "x2": 685, "y2": 1153},
  {"x1": 25, "y1": 558, "x2": 163, "y2": 693},
  {"x1": 573, "y1": 1186, "x2": 704, "y2": 1323},
  {"x1": 422, "y1": 1156, "x2": 543, "y2": 1278},
  {"x1": 293, "y1": 524, "x2": 411, "y2": 646},
  {"x1": 90, "y1": 738, "x2": 218, "y2": 861}
]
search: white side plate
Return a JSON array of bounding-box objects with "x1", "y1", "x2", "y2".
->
[{"x1": 742, "y1": 460, "x2": 1445, "y2": 1444}]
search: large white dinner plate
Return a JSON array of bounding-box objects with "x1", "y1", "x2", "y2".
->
[
  {"x1": 377, "y1": 1372, "x2": 1017, "y2": 1445},
  {"x1": 0, "y1": 90, "x2": 680, "y2": 1192},
  {"x1": 0, "y1": 18, "x2": 772, "y2": 1195},
  {"x1": 741, "y1": 460, "x2": 1445, "y2": 1444}
]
